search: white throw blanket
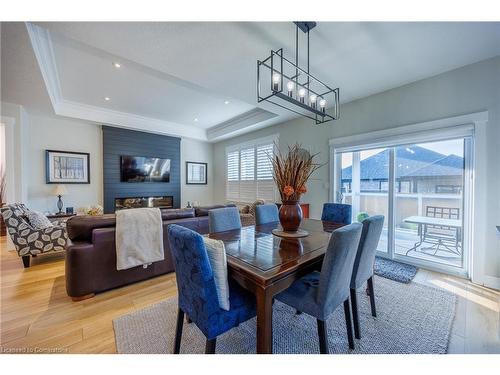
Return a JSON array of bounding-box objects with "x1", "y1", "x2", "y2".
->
[{"x1": 115, "y1": 208, "x2": 164, "y2": 270}]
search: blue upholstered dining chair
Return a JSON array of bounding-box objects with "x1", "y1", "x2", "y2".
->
[
  {"x1": 208, "y1": 207, "x2": 242, "y2": 233},
  {"x1": 167, "y1": 224, "x2": 256, "y2": 354},
  {"x1": 321, "y1": 203, "x2": 352, "y2": 224},
  {"x1": 349, "y1": 215, "x2": 385, "y2": 339},
  {"x1": 255, "y1": 203, "x2": 279, "y2": 225},
  {"x1": 275, "y1": 223, "x2": 363, "y2": 353}
]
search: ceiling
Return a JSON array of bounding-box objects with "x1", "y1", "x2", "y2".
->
[{"x1": 2, "y1": 22, "x2": 500, "y2": 141}]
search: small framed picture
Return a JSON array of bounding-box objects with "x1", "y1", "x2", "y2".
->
[
  {"x1": 186, "y1": 162, "x2": 207, "y2": 185},
  {"x1": 46, "y1": 150, "x2": 90, "y2": 184}
]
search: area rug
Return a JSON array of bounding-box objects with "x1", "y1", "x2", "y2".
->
[
  {"x1": 113, "y1": 276, "x2": 456, "y2": 354},
  {"x1": 374, "y1": 256, "x2": 418, "y2": 283}
]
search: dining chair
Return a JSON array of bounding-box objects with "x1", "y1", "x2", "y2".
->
[
  {"x1": 168, "y1": 224, "x2": 256, "y2": 354},
  {"x1": 275, "y1": 222, "x2": 363, "y2": 353},
  {"x1": 349, "y1": 215, "x2": 385, "y2": 339},
  {"x1": 255, "y1": 203, "x2": 279, "y2": 225},
  {"x1": 321, "y1": 203, "x2": 352, "y2": 224},
  {"x1": 208, "y1": 206, "x2": 242, "y2": 233}
]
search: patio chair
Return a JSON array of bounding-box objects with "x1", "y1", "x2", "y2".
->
[{"x1": 422, "y1": 206, "x2": 461, "y2": 255}]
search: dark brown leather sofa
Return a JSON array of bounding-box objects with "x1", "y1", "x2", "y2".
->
[{"x1": 65, "y1": 205, "x2": 234, "y2": 301}]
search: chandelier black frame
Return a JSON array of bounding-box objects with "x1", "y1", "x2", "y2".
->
[{"x1": 257, "y1": 22, "x2": 340, "y2": 125}]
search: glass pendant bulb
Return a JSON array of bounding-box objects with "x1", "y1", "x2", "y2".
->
[
  {"x1": 319, "y1": 98, "x2": 327, "y2": 113},
  {"x1": 310, "y1": 94, "x2": 317, "y2": 109},
  {"x1": 286, "y1": 81, "x2": 295, "y2": 97},
  {"x1": 272, "y1": 73, "x2": 280, "y2": 91},
  {"x1": 298, "y1": 88, "x2": 306, "y2": 103}
]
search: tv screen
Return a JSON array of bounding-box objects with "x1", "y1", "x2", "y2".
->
[{"x1": 120, "y1": 155, "x2": 171, "y2": 182}]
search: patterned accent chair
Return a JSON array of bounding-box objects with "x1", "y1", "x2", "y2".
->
[
  {"x1": 208, "y1": 207, "x2": 242, "y2": 233},
  {"x1": 275, "y1": 223, "x2": 362, "y2": 353},
  {"x1": 0, "y1": 203, "x2": 68, "y2": 268},
  {"x1": 321, "y1": 203, "x2": 352, "y2": 224},
  {"x1": 255, "y1": 203, "x2": 279, "y2": 225},
  {"x1": 168, "y1": 224, "x2": 256, "y2": 353},
  {"x1": 350, "y1": 215, "x2": 385, "y2": 339}
]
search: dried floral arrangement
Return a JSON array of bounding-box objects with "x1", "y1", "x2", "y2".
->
[{"x1": 270, "y1": 143, "x2": 324, "y2": 202}]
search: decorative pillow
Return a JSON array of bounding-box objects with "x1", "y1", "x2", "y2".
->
[
  {"x1": 249, "y1": 199, "x2": 265, "y2": 216},
  {"x1": 203, "y1": 237, "x2": 230, "y2": 311},
  {"x1": 26, "y1": 211, "x2": 54, "y2": 230}
]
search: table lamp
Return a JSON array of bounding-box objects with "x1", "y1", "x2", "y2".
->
[{"x1": 53, "y1": 185, "x2": 68, "y2": 214}]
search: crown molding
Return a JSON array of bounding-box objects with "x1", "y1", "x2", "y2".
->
[
  {"x1": 57, "y1": 100, "x2": 207, "y2": 141},
  {"x1": 25, "y1": 22, "x2": 62, "y2": 109},
  {"x1": 207, "y1": 108, "x2": 277, "y2": 142},
  {"x1": 26, "y1": 22, "x2": 282, "y2": 143}
]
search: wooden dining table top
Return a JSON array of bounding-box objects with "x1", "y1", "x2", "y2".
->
[{"x1": 208, "y1": 219, "x2": 344, "y2": 286}]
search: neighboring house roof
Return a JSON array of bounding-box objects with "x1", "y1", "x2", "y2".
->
[{"x1": 341, "y1": 146, "x2": 463, "y2": 181}]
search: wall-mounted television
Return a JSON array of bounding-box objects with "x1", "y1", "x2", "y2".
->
[{"x1": 120, "y1": 155, "x2": 171, "y2": 182}]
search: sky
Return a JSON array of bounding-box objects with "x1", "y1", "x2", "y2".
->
[{"x1": 341, "y1": 138, "x2": 464, "y2": 168}]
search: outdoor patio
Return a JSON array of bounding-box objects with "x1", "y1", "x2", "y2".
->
[{"x1": 377, "y1": 228, "x2": 462, "y2": 268}]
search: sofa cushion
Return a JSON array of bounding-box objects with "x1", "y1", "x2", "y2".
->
[
  {"x1": 203, "y1": 237, "x2": 230, "y2": 311},
  {"x1": 27, "y1": 211, "x2": 54, "y2": 230},
  {"x1": 194, "y1": 204, "x2": 236, "y2": 217},
  {"x1": 161, "y1": 208, "x2": 195, "y2": 220}
]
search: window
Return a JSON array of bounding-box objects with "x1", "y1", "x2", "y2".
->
[{"x1": 226, "y1": 135, "x2": 277, "y2": 203}]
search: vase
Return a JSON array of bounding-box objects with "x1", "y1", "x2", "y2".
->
[{"x1": 279, "y1": 200, "x2": 303, "y2": 232}]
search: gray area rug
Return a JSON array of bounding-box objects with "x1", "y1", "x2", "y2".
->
[
  {"x1": 374, "y1": 256, "x2": 418, "y2": 283},
  {"x1": 113, "y1": 276, "x2": 456, "y2": 354}
]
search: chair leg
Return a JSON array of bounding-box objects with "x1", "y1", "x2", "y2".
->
[
  {"x1": 343, "y1": 299, "x2": 355, "y2": 350},
  {"x1": 367, "y1": 276, "x2": 377, "y2": 317},
  {"x1": 22, "y1": 255, "x2": 30, "y2": 268},
  {"x1": 205, "y1": 338, "x2": 217, "y2": 354},
  {"x1": 173, "y1": 308, "x2": 184, "y2": 354},
  {"x1": 350, "y1": 288, "x2": 361, "y2": 339},
  {"x1": 316, "y1": 319, "x2": 329, "y2": 354}
]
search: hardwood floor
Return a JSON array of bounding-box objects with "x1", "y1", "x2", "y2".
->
[{"x1": 1, "y1": 236, "x2": 499, "y2": 354}]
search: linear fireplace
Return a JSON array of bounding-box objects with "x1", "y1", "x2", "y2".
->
[{"x1": 115, "y1": 196, "x2": 174, "y2": 211}]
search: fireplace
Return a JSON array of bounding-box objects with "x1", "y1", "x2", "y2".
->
[{"x1": 115, "y1": 196, "x2": 174, "y2": 211}]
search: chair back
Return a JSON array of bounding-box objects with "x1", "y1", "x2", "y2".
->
[
  {"x1": 255, "y1": 203, "x2": 279, "y2": 225},
  {"x1": 316, "y1": 222, "x2": 362, "y2": 316},
  {"x1": 167, "y1": 224, "x2": 221, "y2": 335},
  {"x1": 321, "y1": 203, "x2": 352, "y2": 224},
  {"x1": 350, "y1": 215, "x2": 385, "y2": 289},
  {"x1": 208, "y1": 207, "x2": 241, "y2": 233}
]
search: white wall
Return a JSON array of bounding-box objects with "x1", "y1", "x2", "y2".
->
[
  {"x1": 181, "y1": 137, "x2": 214, "y2": 207},
  {"x1": 213, "y1": 56, "x2": 500, "y2": 284},
  {"x1": 2, "y1": 107, "x2": 215, "y2": 213},
  {"x1": 25, "y1": 112, "x2": 104, "y2": 213}
]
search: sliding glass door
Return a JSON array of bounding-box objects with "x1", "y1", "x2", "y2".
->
[{"x1": 334, "y1": 137, "x2": 471, "y2": 277}]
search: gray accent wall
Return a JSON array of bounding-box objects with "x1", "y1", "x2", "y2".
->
[{"x1": 103, "y1": 126, "x2": 181, "y2": 213}]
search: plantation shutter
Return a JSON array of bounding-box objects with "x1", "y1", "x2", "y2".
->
[
  {"x1": 225, "y1": 135, "x2": 277, "y2": 203},
  {"x1": 226, "y1": 150, "x2": 240, "y2": 201},
  {"x1": 256, "y1": 143, "x2": 274, "y2": 201}
]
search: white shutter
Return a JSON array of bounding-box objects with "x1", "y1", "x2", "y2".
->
[
  {"x1": 256, "y1": 143, "x2": 275, "y2": 201},
  {"x1": 225, "y1": 135, "x2": 278, "y2": 203},
  {"x1": 226, "y1": 151, "x2": 240, "y2": 200}
]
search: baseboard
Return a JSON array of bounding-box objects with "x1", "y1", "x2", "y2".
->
[{"x1": 482, "y1": 275, "x2": 500, "y2": 291}]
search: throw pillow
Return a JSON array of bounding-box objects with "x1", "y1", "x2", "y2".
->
[
  {"x1": 203, "y1": 237, "x2": 230, "y2": 311},
  {"x1": 26, "y1": 211, "x2": 54, "y2": 230},
  {"x1": 249, "y1": 199, "x2": 265, "y2": 216}
]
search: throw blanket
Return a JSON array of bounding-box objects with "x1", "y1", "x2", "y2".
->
[{"x1": 115, "y1": 208, "x2": 164, "y2": 270}]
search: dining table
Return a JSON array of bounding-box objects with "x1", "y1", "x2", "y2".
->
[{"x1": 208, "y1": 218, "x2": 344, "y2": 354}]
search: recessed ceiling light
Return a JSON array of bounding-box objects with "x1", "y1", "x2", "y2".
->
[
  {"x1": 112, "y1": 62, "x2": 121, "y2": 68},
  {"x1": 224, "y1": 100, "x2": 230, "y2": 105},
  {"x1": 104, "y1": 97, "x2": 110, "y2": 101},
  {"x1": 194, "y1": 118, "x2": 199, "y2": 122}
]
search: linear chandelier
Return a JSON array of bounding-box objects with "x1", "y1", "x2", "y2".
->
[{"x1": 257, "y1": 21, "x2": 339, "y2": 125}]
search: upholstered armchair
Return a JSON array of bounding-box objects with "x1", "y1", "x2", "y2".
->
[{"x1": 1, "y1": 203, "x2": 69, "y2": 268}]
